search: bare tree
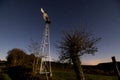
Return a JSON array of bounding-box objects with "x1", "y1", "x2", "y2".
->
[
  {"x1": 27, "y1": 39, "x2": 40, "y2": 74},
  {"x1": 57, "y1": 30, "x2": 101, "y2": 80},
  {"x1": 27, "y1": 39, "x2": 40, "y2": 55}
]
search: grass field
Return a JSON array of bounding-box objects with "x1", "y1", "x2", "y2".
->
[
  {"x1": 0, "y1": 61, "x2": 118, "y2": 80},
  {"x1": 52, "y1": 70, "x2": 118, "y2": 80},
  {"x1": 0, "y1": 68, "x2": 118, "y2": 80},
  {"x1": 85, "y1": 74, "x2": 117, "y2": 80}
]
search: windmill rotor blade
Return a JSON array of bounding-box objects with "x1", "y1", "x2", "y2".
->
[{"x1": 41, "y1": 8, "x2": 45, "y2": 13}]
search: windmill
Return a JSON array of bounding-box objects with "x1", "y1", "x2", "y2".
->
[{"x1": 34, "y1": 8, "x2": 52, "y2": 80}]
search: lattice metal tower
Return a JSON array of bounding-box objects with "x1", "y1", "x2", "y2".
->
[{"x1": 34, "y1": 8, "x2": 52, "y2": 80}]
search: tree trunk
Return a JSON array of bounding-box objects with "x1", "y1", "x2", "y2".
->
[{"x1": 71, "y1": 54, "x2": 85, "y2": 80}]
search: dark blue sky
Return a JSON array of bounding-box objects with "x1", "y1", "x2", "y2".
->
[{"x1": 0, "y1": 0, "x2": 120, "y2": 65}]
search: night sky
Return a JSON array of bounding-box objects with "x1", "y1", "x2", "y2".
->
[{"x1": 0, "y1": 0, "x2": 120, "y2": 65}]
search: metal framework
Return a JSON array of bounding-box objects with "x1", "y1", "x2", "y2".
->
[{"x1": 34, "y1": 8, "x2": 52, "y2": 80}]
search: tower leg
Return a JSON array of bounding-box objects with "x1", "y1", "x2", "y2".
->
[{"x1": 49, "y1": 72, "x2": 52, "y2": 80}]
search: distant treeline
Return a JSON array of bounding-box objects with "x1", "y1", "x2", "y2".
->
[{"x1": 82, "y1": 62, "x2": 119, "y2": 76}]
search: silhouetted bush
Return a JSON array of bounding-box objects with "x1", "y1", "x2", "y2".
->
[{"x1": 7, "y1": 66, "x2": 32, "y2": 80}]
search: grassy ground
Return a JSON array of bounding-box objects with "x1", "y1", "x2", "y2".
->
[
  {"x1": 0, "y1": 69, "x2": 118, "y2": 80},
  {"x1": 53, "y1": 70, "x2": 76, "y2": 80},
  {"x1": 85, "y1": 74, "x2": 117, "y2": 80},
  {"x1": 0, "y1": 62, "x2": 118, "y2": 80},
  {"x1": 52, "y1": 70, "x2": 118, "y2": 80}
]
